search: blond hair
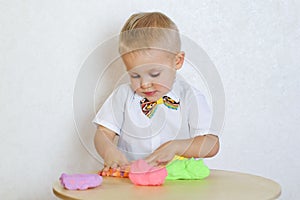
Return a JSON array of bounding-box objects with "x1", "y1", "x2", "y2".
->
[{"x1": 119, "y1": 12, "x2": 181, "y2": 55}]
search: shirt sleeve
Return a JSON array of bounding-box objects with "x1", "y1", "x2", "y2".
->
[
  {"x1": 188, "y1": 89, "x2": 218, "y2": 137},
  {"x1": 93, "y1": 84, "x2": 128, "y2": 135}
]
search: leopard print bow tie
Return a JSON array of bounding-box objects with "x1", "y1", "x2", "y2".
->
[{"x1": 140, "y1": 96, "x2": 180, "y2": 118}]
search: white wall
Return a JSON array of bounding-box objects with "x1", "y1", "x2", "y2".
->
[{"x1": 0, "y1": 1, "x2": 299, "y2": 199}]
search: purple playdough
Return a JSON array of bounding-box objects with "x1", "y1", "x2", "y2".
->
[{"x1": 60, "y1": 173, "x2": 103, "y2": 190}]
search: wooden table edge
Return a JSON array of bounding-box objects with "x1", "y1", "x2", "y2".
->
[{"x1": 52, "y1": 169, "x2": 282, "y2": 200}]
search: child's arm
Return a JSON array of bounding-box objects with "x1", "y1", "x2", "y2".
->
[
  {"x1": 94, "y1": 125, "x2": 129, "y2": 170},
  {"x1": 145, "y1": 134, "x2": 219, "y2": 166}
]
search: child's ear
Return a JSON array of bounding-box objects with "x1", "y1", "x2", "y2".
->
[{"x1": 175, "y1": 51, "x2": 185, "y2": 70}]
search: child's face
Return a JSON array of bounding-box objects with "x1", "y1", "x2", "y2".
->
[{"x1": 122, "y1": 49, "x2": 184, "y2": 102}]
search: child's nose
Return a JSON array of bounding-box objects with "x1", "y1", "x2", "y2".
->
[{"x1": 140, "y1": 78, "x2": 152, "y2": 89}]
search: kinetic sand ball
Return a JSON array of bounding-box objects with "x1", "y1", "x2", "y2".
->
[
  {"x1": 60, "y1": 173, "x2": 103, "y2": 190},
  {"x1": 129, "y1": 160, "x2": 168, "y2": 186},
  {"x1": 166, "y1": 157, "x2": 210, "y2": 180}
]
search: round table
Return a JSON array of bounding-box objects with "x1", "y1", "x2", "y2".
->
[{"x1": 53, "y1": 170, "x2": 281, "y2": 200}]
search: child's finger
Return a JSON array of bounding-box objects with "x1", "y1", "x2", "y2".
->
[
  {"x1": 120, "y1": 164, "x2": 131, "y2": 171},
  {"x1": 118, "y1": 160, "x2": 130, "y2": 167},
  {"x1": 156, "y1": 160, "x2": 169, "y2": 166},
  {"x1": 144, "y1": 154, "x2": 153, "y2": 163},
  {"x1": 111, "y1": 163, "x2": 118, "y2": 169},
  {"x1": 146, "y1": 158, "x2": 159, "y2": 167},
  {"x1": 102, "y1": 166, "x2": 110, "y2": 172},
  {"x1": 145, "y1": 153, "x2": 159, "y2": 164}
]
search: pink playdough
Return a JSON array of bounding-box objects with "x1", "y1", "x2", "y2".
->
[
  {"x1": 129, "y1": 160, "x2": 168, "y2": 186},
  {"x1": 60, "y1": 173, "x2": 103, "y2": 190}
]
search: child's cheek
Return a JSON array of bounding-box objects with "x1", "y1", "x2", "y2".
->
[
  {"x1": 130, "y1": 80, "x2": 139, "y2": 91},
  {"x1": 155, "y1": 74, "x2": 175, "y2": 90}
]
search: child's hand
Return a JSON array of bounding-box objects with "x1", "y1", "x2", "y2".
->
[
  {"x1": 94, "y1": 126, "x2": 130, "y2": 172},
  {"x1": 102, "y1": 149, "x2": 129, "y2": 172},
  {"x1": 145, "y1": 140, "x2": 179, "y2": 166}
]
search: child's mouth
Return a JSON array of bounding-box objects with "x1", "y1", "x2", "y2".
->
[{"x1": 143, "y1": 91, "x2": 157, "y2": 96}]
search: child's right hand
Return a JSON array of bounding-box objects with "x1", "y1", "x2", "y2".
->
[
  {"x1": 94, "y1": 126, "x2": 129, "y2": 172},
  {"x1": 102, "y1": 149, "x2": 129, "y2": 172}
]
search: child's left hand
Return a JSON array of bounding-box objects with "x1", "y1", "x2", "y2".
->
[{"x1": 145, "y1": 140, "x2": 179, "y2": 166}]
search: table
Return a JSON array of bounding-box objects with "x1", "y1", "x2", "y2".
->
[{"x1": 53, "y1": 170, "x2": 281, "y2": 200}]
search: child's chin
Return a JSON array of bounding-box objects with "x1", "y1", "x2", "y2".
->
[{"x1": 145, "y1": 96, "x2": 160, "y2": 102}]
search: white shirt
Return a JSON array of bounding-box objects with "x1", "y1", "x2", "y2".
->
[{"x1": 93, "y1": 78, "x2": 214, "y2": 161}]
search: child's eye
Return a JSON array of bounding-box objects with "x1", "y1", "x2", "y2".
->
[
  {"x1": 130, "y1": 74, "x2": 140, "y2": 78},
  {"x1": 150, "y1": 73, "x2": 160, "y2": 78}
]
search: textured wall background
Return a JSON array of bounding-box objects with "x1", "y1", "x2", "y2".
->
[{"x1": 0, "y1": 0, "x2": 299, "y2": 199}]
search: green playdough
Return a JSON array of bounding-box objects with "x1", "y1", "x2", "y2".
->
[{"x1": 166, "y1": 158, "x2": 210, "y2": 180}]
